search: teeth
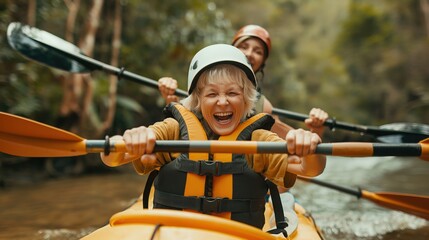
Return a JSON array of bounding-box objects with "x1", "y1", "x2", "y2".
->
[{"x1": 214, "y1": 112, "x2": 232, "y2": 117}]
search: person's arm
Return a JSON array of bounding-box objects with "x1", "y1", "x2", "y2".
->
[
  {"x1": 250, "y1": 129, "x2": 326, "y2": 187},
  {"x1": 264, "y1": 95, "x2": 329, "y2": 138},
  {"x1": 158, "y1": 77, "x2": 180, "y2": 105},
  {"x1": 262, "y1": 97, "x2": 293, "y2": 139}
]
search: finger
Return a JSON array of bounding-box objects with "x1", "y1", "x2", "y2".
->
[
  {"x1": 295, "y1": 130, "x2": 304, "y2": 156},
  {"x1": 137, "y1": 129, "x2": 145, "y2": 156},
  {"x1": 302, "y1": 131, "x2": 312, "y2": 156},
  {"x1": 313, "y1": 108, "x2": 328, "y2": 121},
  {"x1": 158, "y1": 84, "x2": 168, "y2": 97},
  {"x1": 310, "y1": 108, "x2": 322, "y2": 118},
  {"x1": 307, "y1": 109, "x2": 328, "y2": 128},
  {"x1": 286, "y1": 130, "x2": 296, "y2": 155},
  {"x1": 166, "y1": 78, "x2": 177, "y2": 88},
  {"x1": 304, "y1": 118, "x2": 313, "y2": 125},
  {"x1": 168, "y1": 81, "x2": 178, "y2": 95},
  {"x1": 141, "y1": 153, "x2": 157, "y2": 165},
  {"x1": 123, "y1": 129, "x2": 134, "y2": 154},
  {"x1": 158, "y1": 78, "x2": 167, "y2": 88},
  {"x1": 146, "y1": 128, "x2": 156, "y2": 154},
  {"x1": 309, "y1": 135, "x2": 319, "y2": 154},
  {"x1": 287, "y1": 155, "x2": 301, "y2": 164},
  {"x1": 167, "y1": 95, "x2": 179, "y2": 103},
  {"x1": 132, "y1": 129, "x2": 143, "y2": 155}
]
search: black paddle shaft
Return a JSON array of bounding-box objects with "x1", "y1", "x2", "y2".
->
[
  {"x1": 297, "y1": 176, "x2": 362, "y2": 198},
  {"x1": 272, "y1": 108, "x2": 429, "y2": 142}
]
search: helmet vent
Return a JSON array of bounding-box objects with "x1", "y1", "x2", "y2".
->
[{"x1": 192, "y1": 60, "x2": 198, "y2": 70}]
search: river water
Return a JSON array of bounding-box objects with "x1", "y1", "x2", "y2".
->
[{"x1": 0, "y1": 155, "x2": 428, "y2": 239}]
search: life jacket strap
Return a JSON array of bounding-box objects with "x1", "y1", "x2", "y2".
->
[
  {"x1": 175, "y1": 159, "x2": 246, "y2": 176},
  {"x1": 142, "y1": 170, "x2": 159, "y2": 209},
  {"x1": 266, "y1": 180, "x2": 288, "y2": 238},
  {"x1": 154, "y1": 190, "x2": 265, "y2": 214}
]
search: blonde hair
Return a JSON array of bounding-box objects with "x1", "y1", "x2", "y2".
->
[{"x1": 182, "y1": 64, "x2": 257, "y2": 117}]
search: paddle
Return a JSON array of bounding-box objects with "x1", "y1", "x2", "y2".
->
[
  {"x1": 1, "y1": 112, "x2": 428, "y2": 220},
  {"x1": 7, "y1": 22, "x2": 429, "y2": 143},
  {"x1": 6, "y1": 22, "x2": 189, "y2": 97},
  {"x1": 1, "y1": 111, "x2": 428, "y2": 165},
  {"x1": 297, "y1": 176, "x2": 429, "y2": 220},
  {"x1": 271, "y1": 108, "x2": 429, "y2": 144}
]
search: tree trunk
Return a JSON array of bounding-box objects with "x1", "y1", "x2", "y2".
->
[
  {"x1": 99, "y1": 0, "x2": 122, "y2": 135},
  {"x1": 58, "y1": 0, "x2": 81, "y2": 132},
  {"x1": 421, "y1": 0, "x2": 429, "y2": 38},
  {"x1": 58, "y1": 0, "x2": 104, "y2": 136},
  {"x1": 27, "y1": 0, "x2": 36, "y2": 26},
  {"x1": 64, "y1": 0, "x2": 81, "y2": 42},
  {"x1": 78, "y1": 0, "x2": 104, "y2": 136}
]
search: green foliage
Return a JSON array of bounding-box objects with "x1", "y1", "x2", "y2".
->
[
  {"x1": 333, "y1": 0, "x2": 428, "y2": 123},
  {"x1": 336, "y1": 3, "x2": 393, "y2": 50}
]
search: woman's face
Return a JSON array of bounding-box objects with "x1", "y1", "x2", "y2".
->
[
  {"x1": 200, "y1": 78, "x2": 245, "y2": 136},
  {"x1": 235, "y1": 38, "x2": 266, "y2": 72}
]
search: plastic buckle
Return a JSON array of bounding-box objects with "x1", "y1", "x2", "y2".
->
[
  {"x1": 198, "y1": 161, "x2": 219, "y2": 176},
  {"x1": 200, "y1": 197, "x2": 221, "y2": 213}
]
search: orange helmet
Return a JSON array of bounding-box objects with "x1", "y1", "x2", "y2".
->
[{"x1": 231, "y1": 25, "x2": 271, "y2": 58}]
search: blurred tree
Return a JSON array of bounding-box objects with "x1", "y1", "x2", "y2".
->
[
  {"x1": 98, "y1": 0, "x2": 122, "y2": 136},
  {"x1": 334, "y1": 0, "x2": 428, "y2": 123}
]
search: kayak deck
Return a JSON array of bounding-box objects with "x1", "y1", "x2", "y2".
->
[{"x1": 82, "y1": 195, "x2": 323, "y2": 240}]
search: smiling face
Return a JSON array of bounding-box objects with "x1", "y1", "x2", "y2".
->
[
  {"x1": 234, "y1": 37, "x2": 266, "y2": 73},
  {"x1": 200, "y1": 80, "x2": 245, "y2": 136},
  {"x1": 191, "y1": 64, "x2": 258, "y2": 136}
]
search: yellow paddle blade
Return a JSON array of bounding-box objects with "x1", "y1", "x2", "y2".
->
[
  {"x1": 361, "y1": 190, "x2": 429, "y2": 220},
  {"x1": 0, "y1": 112, "x2": 86, "y2": 157},
  {"x1": 0, "y1": 112, "x2": 83, "y2": 141},
  {"x1": 419, "y1": 137, "x2": 429, "y2": 161},
  {"x1": 0, "y1": 132, "x2": 88, "y2": 157},
  {"x1": 298, "y1": 176, "x2": 429, "y2": 220}
]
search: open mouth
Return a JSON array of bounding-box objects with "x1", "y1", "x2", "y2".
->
[{"x1": 214, "y1": 112, "x2": 233, "y2": 123}]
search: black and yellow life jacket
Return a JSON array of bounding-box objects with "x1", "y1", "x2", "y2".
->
[{"x1": 151, "y1": 103, "x2": 274, "y2": 228}]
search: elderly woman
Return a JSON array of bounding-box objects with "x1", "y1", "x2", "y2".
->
[{"x1": 101, "y1": 44, "x2": 326, "y2": 229}]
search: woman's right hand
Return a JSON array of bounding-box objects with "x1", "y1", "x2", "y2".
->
[
  {"x1": 122, "y1": 126, "x2": 157, "y2": 163},
  {"x1": 158, "y1": 77, "x2": 179, "y2": 104}
]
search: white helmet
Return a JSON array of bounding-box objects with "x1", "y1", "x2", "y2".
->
[{"x1": 187, "y1": 44, "x2": 256, "y2": 94}]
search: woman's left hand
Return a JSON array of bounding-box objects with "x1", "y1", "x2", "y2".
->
[{"x1": 285, "y1": 128, "x2": 321, "y2": 156}]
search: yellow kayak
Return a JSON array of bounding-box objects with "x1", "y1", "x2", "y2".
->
[{"x1": 82, "y1": 194, "x2": 323, "y2": 240}]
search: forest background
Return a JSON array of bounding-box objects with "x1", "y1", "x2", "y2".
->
[{"x1": 1, "y1": 0, "x2": 429, "y2": 151}]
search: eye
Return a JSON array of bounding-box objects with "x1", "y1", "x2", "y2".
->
[
  {"x1": 205, "y1": 92, "x2": 217, "y2": 98},
  {"x1": 237, "y1": 43, "x2": 248, "y2": 50},
  {"x1": 228, "y1": 91, "x2": 241, "y2": 97}
]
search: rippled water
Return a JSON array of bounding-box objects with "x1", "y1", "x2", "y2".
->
[
  {"x1": 0, "y1": 156, "x2": 428, "y2": 239},
  {"x1": 292, "y1": 156, "x2": 429, "y2": 239}
]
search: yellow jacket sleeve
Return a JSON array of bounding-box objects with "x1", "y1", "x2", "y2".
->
[{"x1": 249, "y1": 129, "x2": 295, "y2": 188}]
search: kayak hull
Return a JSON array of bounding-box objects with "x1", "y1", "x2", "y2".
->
[{"x1": 82, "y1": 195, "x2": 323, "y2": 240}]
